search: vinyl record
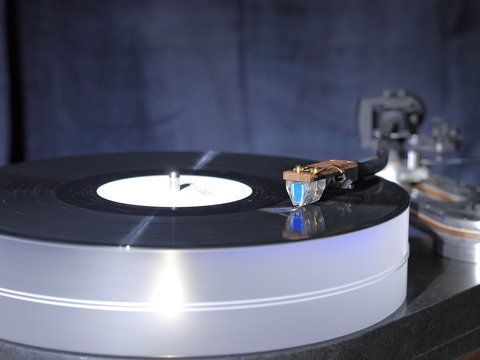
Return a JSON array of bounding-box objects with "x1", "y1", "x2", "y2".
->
[{"x1": 0, "y1": 151, "x2": 408, "y2": 248}]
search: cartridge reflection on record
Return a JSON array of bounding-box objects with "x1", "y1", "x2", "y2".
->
[{"x1": 283, "y1": 206, "x2": 325, "y2": 240}]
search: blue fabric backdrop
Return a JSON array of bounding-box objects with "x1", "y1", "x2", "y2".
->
[
  {"x1": 2, "y1": 0, "x2": 480, "y2": 184},
  {"x1": 0, "y1": 0, "x2": 8, "y2": 164}
]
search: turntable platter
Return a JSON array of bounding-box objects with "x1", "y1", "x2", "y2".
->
[{"x1": 0, "y1": 152, "x2": 409, "y2": 357}]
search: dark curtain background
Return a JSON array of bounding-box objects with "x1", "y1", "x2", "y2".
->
[
  {"x1": 2, "y1": 0, "x2": 480, "y2": 184},
  {"x1": 0, "y1": 0, "x2": 8, "y2": 164}
]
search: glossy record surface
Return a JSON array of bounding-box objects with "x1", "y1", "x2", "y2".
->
[{"x1": 0, "y1": 152, "x2": 409, "y2": 248}]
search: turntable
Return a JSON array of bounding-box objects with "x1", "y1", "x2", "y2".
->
[
  {"x1": 0, "y1": 152, "x2": 409, "y2": 358},
  {"x1": 0, "y1": 92, "x2": 479, "y2": 359}
]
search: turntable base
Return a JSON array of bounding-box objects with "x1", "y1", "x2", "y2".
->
[{"x1": 1, "y1": 236, "x2": 479, "y2": 360}]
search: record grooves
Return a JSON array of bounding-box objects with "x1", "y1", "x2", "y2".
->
[{"x1": 56, "y1": 168, "x2": 284, "y2": 216}]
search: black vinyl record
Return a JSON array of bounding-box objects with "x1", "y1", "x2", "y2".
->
[{"x1": 0, "y1": 152, "x2": 409, "y2": 248}]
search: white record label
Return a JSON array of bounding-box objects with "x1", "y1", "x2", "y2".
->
[{"x1": 96, "y1": 175, "x2": 253, "y2": 207}]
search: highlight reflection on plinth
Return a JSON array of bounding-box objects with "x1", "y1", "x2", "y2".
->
[{"x1": 151, "y1": 253, "x2": 185, "y2": 317}]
